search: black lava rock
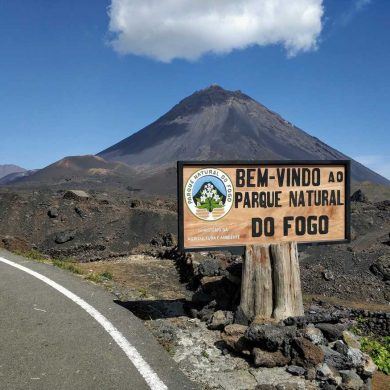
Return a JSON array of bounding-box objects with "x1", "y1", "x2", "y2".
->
[
  {"x1": 199, "y1": 258, "x2": 221, "y2": 276},
  {"x1": 286, "y1": 365, "x2": 306, "y2": 376},
  {"x1": 370, "y1": 254, "x2": 389, "y2": 281},
  {"x1": 47, "y1": 208, "x2": 59, "y2": 218},
  {"x1": 321, "y1": 346, "x2": 349, "y2": 370},
  {"x1": 350, "y1": 189, "x2": 368, "y2": 202},
  {"x1": 315, "y1": 323, "x2": 344, "y2": 342},
  {"x1": 75, "y1": 207, "x2": 87, "y2": 219},
  {"x1": 245, "y1": 324, "x2": 297, "y2": 351},
  {"x1": 55, "y1": 231, "x2": 75, "y2": 244}
]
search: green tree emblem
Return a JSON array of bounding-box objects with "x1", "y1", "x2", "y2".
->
[{"x1": 194, "y1": 182, "x2": 225, "y2": 213}]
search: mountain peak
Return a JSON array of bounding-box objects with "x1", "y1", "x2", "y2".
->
[
  {"x1": 165, "y1": 85, "x2": 251, "y2": 119},
  {"x1": 0, "y1": 164, "x2": 26, "y2": 180},
  {"x1": 194, "y1": 84, "x2": 249, "y2": 101},
  {"x1": 98, "y1": 87, "x2": 389, "y2": 186},
  {"x1": 201, "y1": 84, "x2": 234, "y2": 94},
  {"x1": 204, "y1": 83, "x2": 224, "y2": 90}
]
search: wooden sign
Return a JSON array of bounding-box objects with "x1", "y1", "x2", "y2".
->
[{"x1": 178, "y1": 161, "x2": 350, "y2": 251}]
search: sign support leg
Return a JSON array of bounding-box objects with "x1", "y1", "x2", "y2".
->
[
  {"x1": 239, "y1": 242, "x2": 304, "y2": 323},
  {"x1": 240, "y1": 244, "x2": 273, "y2": 321}
]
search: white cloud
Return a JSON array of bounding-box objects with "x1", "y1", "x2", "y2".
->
[
  {"x1": 355, "y1": 0, "x2": 371, "y2": 11},
  {"x1": 107, "y1": 0, "x2": 324, "y2": 62},
  {"x1": 340, "y1": 0, "x2": 371, "y2": 26},
  {"x1": 355, "y1": 155, "x2": 390, "y2": 180}
]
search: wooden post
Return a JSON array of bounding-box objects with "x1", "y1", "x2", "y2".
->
[
  {"x1": 271, "y1": 242, "x2": 304, "y2": 321},
  {"x1": 240, "y1": 245, "x2": 273, "y2": 321},
  {"x1": 239, "y1": 242, "x2": 304, "y2": 323}
]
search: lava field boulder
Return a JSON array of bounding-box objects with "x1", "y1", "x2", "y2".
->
[
  {"x1": 333, "y1": 340, "x2": 349, "y2": 356},
  {"x1": 339, "y1": 370, "x2": 364, "y2": 390},
  {"x1": 221, "y1": 324, "x2": 250, "y2": 354},
  {"x1": 207, "y1": 310, "x2": 233, "y2": 330},
  {"x1": 346, "y1": 347, "x2": 365, "y2": 368},
  {"x1": 55, "y1": 231, "x2": 75, "y2": 244},
  {"x1": 292, "y1": 337, "x2": 324, "y2": 368},
  {"x1": 315, "y1": 323, "x2": 345, "y2": 342},
  {"x1": 342, "y1": 331, "x2": 361, "y2": 349},
  {"x1": 301, "y1": 324, "x2": 325, "y2": 345},
  {"x1": 150, "y1": 232, "x2": 177, "y2": 248},
  {"x1": 252, "y1": 348, "x2": 291, "y2": 368},
  {"x1": 286, "y1": 365, "x2": 306, "y2": 376},
  {"x1": 316, "y1": 363, "x2": 341, "y2": 385},
  {"x1": 47, "y1": 207, "x2": 59, "y2": 218},
  {"x1": 74, "y1": 207, "x2": 87, "y2": 219},
  {"x1": 162, "y1": 233, "x2": 176, "y2": 247},
  {"x1": 370, "y1": 254, "x2": 390, "y2": 281},
  {"x1": 322, "y1": 270, "x2": 334, "y2": 281},
  {"x1": 350, "y1": 189, "x2": 368, "y2": 203},
  {"x1": 360, "y1": 354, "x2": 377, "y2": 377},
  {"x1": 375, "y1": 200, "x2": 390, "y2": 211},
  {"x1": 63, "y1": 190, "x2": 90, "y2": 201},
  {"x1": 245, "y1": 324, "x2": 297, "y2": 352},
  {"x1": 129, "y1": 199, "x2": 141, "y2": 208},
  {"x1": 321, "y1": 345, "x2": 349, "y2": 370},
  {"x1": 198, "y1": 258, "x2": 221, "y2": 277}
]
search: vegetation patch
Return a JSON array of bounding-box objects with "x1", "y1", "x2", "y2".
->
[
  {"x1": 15, "y1": 249, "x2": 49, "y2": 263},
  {"x1": 13, "y1": 249, "x2": 115, "y2": 285},
  {"x1": 52, "y1": 258, "x2": 82, "y2": 274},
  {"x1": 85, "y1": 271, "x2": 113, "y2": 283},
  {"x1": 137, "y1": 287, "x2": 149, "y2": 298},
  {"x1": 99, "y1": 271, "x2": 113, "y2": 280},
  {"x1": 361, "y1": 336, "x2": 390, "y2": 375}
]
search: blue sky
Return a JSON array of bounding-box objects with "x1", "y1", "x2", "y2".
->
[{"x1": 0, "y1": 0, "x2": 389, "y2": 179}]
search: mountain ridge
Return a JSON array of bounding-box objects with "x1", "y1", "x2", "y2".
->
[
  {"x1": 0, "y1": 164, "x2": 26, "y2": 179},
  {"x1": 6, "y1": 86, "x2": 388, "y2": 192},
  {"x1": 98, "y1": 85, "x2": 389, "y2": 185}
]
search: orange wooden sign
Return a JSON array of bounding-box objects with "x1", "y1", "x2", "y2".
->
[{"x1": 178, "y1": 161, "x2": 350, "y2": 251}]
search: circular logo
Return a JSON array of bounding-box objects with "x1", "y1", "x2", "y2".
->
[{"x1": 185, "y1": 168, "x2": 234, "y2": 221}]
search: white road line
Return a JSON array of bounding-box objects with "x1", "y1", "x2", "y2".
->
[{"x1": 0, "y1": 256, "x2": 167, "y2": 390}]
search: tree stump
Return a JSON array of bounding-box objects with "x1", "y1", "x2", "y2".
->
[{"x1": 239, "y1": 242, "x2": 304, "y2": 323}]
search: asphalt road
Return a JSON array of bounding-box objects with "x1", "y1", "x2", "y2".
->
[{"x1": 0, "y1": 249, "x2": 198, "y2": 390}]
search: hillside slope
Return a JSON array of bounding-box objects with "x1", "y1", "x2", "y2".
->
[
  {"x1": 0, "y1": 164, "x2": 26, "y2": 179},
  {"x1": 99, "y1": 85, "x2": 388, "y2": 185}
]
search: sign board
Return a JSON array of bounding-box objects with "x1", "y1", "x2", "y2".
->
[{"x1": 178, "y1": 161, "x2": 350, "y2": 251}]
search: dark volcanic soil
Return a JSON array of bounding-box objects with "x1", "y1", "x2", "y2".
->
[
  {"x1": 0, "y1": 186, "x2": 388, "y2": 305},
  {"x1": 300, "y1": 199, "x2": 390, "y2": 304},
  {"x1": 0, "y1": 187, "x2": 176, "y2": 261}
]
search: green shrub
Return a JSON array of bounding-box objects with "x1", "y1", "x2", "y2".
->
[
  {"x1": 52, "y1": 259, "x2": 82, "y2": 274},
  {"x1": 15, "y1": 249, "x2": 47, "y2": 262},
  {"x1": 85, "y1": 273, "x2": 102, "y2": 283},
  {"x1": 13, "y1": 249, "x2": 114, "y2": 284},
  {"x1": 361, "y1": 336, "x2": 390, "y2": 375},
  {"x1": 99, "y1": 271, "x2": 113, "y2": 280},
  {"x1": 137, "y1": 287, "x2": 148, "y2": 298},
  {"x1": 85, "y1": 271, "x2": 113, "y2": 283}
]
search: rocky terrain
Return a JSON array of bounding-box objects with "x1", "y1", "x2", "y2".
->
[
  {"x1": 300, "y1": 199, "x2": 389, "y2": 304},
  {"x1": 1, "y1": 185, "x2": 388, "y2": 389},
  {"x1": 0, "y1": 187, "x2": 176, "y2": 261},
  {"x1": 146, "y1": 313, "x2": 384, "y2": 390},
  {"x1": 73, "y1": 246, "x2": 389, "y2": 390},
  {"x1": 4, "y1": 155, "x2": 138, "y2": 190},
  {"x1": 0, "y1": 187, "x2": 388, "y2": 304},
  {"x1": 1, "y1": 85, "x2": 389, "y2": 389}
]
